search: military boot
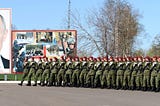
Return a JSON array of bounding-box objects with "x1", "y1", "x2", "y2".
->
[
  {"x1": 33, "y1": 83, "x2": 37, "y2": 86},
  {"x1": 18, "y1": 81, "x2": 23, "y2": 86},
  {"x1": 26, "y1": 81, "x2": 31, "y2": 86}
]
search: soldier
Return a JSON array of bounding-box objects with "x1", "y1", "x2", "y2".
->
[
  {"x1": 150, "y1": 57, "x2": 158, "y2": 91},
  {"x1": 33, "y1": 57, "x2": 44, "y2": 86},
  {"x1": 41, "y1": 57, "x2": 51, "y2": 86},
  {"x1": 64, "y1": 57, "x2": 73, "y2": 87},
  {"x1": 86, "y1": 57, "x2": 95, "y2": 88},
  {"x1": 122, "y1": 57, "x2": 132, "y2": 90},
  {"x1": 49, "y1": 57, "x2": 59, "y2": 86},
  {"x1": 101, "y1": 57, "x2": 109, "y2": 88},
  {"x1": 136, "y1": 57, "x2": 143, "y2": 90},
  {"x1": 94, "y1": 57, "x2": 103, "y2": 88},
  {"x1": 155, "y1": 57, "x2": 160, "y2": 92},
  {"x1": 130, "y1": 57, "x2": 138, "y2": 90},
  {"x1": 18, "y1": 57, "x2": 30, "y2": 86},
  {"x1": 72, "y1": 57, "x2": 81, "y2": 87},
  {"x1": 116, "y1": 57, "x2": 124, "y2": 90},
  {"x1": 26, "y1": 57, "x2": 37, "y2": 86},
  {"x1": 57, "y1": 56, "x2": 66, "y2": 86},
  {"x1": 107, "y1": 57, "x2": 117, "y2": 89},
  {"x1": 142, "y1": 57, "x2": 151, "y2": 91},
  {"x1": 79, "y1": 57, "x2": 88, "y2": 87}
]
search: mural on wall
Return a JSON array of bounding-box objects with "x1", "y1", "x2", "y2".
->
[{"x1": 12, "y1": 30, "x2": 77, "y2": 72}]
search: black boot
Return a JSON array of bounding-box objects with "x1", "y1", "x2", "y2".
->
[
  {"x1": 26, "y1": 81, "x2": 31, "y2": 86},
  {"x1": 151, "y1": 87, "x2": 155, "y2": 91},
  {"x1": 18, "y1": 81, "x2": 23, "y2": 86},
  {"x1": 33, "y1": 83, "x2": 37, "y2": 86}
]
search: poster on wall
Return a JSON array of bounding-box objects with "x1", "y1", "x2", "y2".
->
[
  {"x1": 0, "y1": 8, "x2": 11, "y2": 74},
  {"x1": 12, "y1": 30, "x2": 77, "y2": 73}
]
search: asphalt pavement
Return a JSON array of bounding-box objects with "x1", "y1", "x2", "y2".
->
[{"x1": 0, "y1": 83, "x2": 160, "y2": 106}]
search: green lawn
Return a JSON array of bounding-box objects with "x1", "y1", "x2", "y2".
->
[{"x1": 0, "y1": 74, "x2": 23, "y2": 81}]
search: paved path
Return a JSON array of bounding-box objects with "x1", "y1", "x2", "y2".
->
[{"x1": 0, "y1": 83, "x2": 160, "y2": 106}]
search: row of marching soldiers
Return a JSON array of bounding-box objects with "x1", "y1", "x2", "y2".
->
[{"x1": 18, "y1": 56, "x2": 160, "y2": 92}]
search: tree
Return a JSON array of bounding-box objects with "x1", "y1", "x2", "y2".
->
[
  {"x1": 146, "y1": 34, "x2": 160, "y2": 56},
  {"x1": 71, "y1": 0, "x2": 142, "y2": 57}
]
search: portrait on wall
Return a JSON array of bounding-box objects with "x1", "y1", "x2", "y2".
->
[{"x1": 0, "y1": 9, "x2": 11, "y2": 73}]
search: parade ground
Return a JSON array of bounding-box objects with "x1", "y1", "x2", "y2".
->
[{"x1": 0, "y1": 83, "x2": 160, "y2": 106}]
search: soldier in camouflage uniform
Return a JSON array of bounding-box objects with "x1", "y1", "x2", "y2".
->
[
  {"x1": 57, "y1": 56, "x2": 66, "y2": 86},
  {"x1": 33, "y1": 57, "x2": 44, "y2": 86},
  {"x1": 107, "y1": 57, "x2": 117, "y2": 89},
  {"x1": 142, "y1": 57, "x2": 151, "y2": 91},
  {"x1": 136, "y1": 57, "x2": 143, "y2": 90},
  {"x1": 130, "y1": 57, "x2": 138, "y2": 90},
  {"x1": 41, "y1": 57, "x2": 51, "y2": 86},
  {"x1": 64, "y1": 57, "x2": 73, "y2": 87},
  {"x1": 26, "y1": 57, "x2": 37, "y2": 86},
  {"x1": 49, "y1": 57, "x2": 59, "y2": 86},
  {"x1": 18, "y1": 57, "x2": 30, "y2": 86},
  {"x1": 94, "y1": 57, "x2": 103, "y2": 88},
  {"x1": 86, "y1": 57, "x2": 95, "y2": 88},
  {"x1": 101, "y1": 57, "x2": 109, "y2": 88},
  {"x1": 150, "y1": 57, "x2": 158, "y2": 91},
  {"x1": 155, "y1": 57, "x2": 160, "y2": 92},
  {"x1": 122, "y1": 58, "x2": 132, "y2": 90},
  {"x1": 79, "y1": 57, "x2": 88, "y2": 87},
  {"x1": 72, "y1": 57, "x2": 81, "y2": 87},
  {"x1": 116, "y1": 57, "x2": 124, "y2": 90}
]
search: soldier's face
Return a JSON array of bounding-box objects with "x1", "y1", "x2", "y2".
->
[{"x1": 0, "y1": 18, "x2": 7, "y2": 51}]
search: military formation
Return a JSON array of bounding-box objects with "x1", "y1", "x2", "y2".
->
[{"x1": 18, "y1": 56, "x2": 160, "y2": 92}]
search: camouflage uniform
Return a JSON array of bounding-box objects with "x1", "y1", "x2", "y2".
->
[
  {"x1": 142, "y1": 62, "x2": 151, "y2": 91},
  {"x1": 34, "y1": 59, "x2": 44, "y2": 86},
  {"x1": 79, "y1": 61, "x2": 88, "y2": 87},
  {"x1": 57, "y1": 61, "x2": 66, "y2": 86},
  {"x1": 27, "y1": 58, "x2": 37, "y2": 86},
  {"x1": 72, "y1": 61, "x2": 81, "y2": 87},
  {"x1": 49, "y1": 61, "x2": 60, "y2": 86},
  {"x1": 41, "y1": 60, "x2": 51, "y2": 86},
  {"x1": 94, "y1": 62, "x2": 103, "y2": 88},
  {"x1": 101, "y1": 62, "x2": 109, "y2": 88},
  {"x1": 18, "y1": 60, "x2": 30, "y2": 86},
  {"x1": 116, "y1": 62, "x2": 124, "y2": 89},
  {"x1": 86, "y1": 62, "x2": 95, "y2": 88},
  {"x1": 122, "y1": 62, "x2": 131, "y2": 90},
  {"x1": 130, "y1": 62, "x2": 138, "y2": 90},
  {"x1": 64, "y1": 61, "x2": 73, "y2": 86},
  {"x1": 107, "y1": 62, "x2": 117, "y2": 89},
  {"x1": 150, "y1": 62, "x2": 157, "y2": 91},
  {"x1": 136, "y1": 63, "x2": 143, "y2": 90}
]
